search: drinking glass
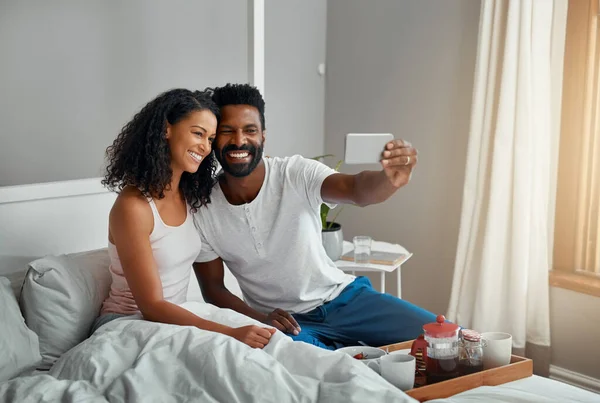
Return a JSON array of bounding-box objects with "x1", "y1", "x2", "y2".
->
[{"x1": 353, "y1": 236, "x2": 372, "y2": 264}]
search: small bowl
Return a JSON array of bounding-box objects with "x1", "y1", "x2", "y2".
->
[{"x1": 337, "y1": 346, "x2": 387, "y2": 364}]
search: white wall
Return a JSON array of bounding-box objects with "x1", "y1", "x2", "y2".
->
[
  {"x1": 264, "y1": 0, "x2": 327, "y2": 158},
  {"x1": 0, "y1": 0, "x2": 327, "y2": 185},
  {"x1": 550, "y1": 288, "x2": 600, "y2": 379},
  {"x1": 0, "y1": 0, "x2": 248, "y2": 186},
  {"x1": 324, "y1": 0, "x2": 480, "y2": 315}
]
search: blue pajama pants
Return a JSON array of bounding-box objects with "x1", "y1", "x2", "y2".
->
[{"x1": 290, "y1": 276, "x2": 437, "y2": 350}]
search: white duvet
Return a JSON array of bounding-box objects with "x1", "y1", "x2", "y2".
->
[
  {"x1": 3, "y1": 302, "x2": 598, "y2": 403},
  {"x1": 0, "y1": 302, "x2": 415, "y2": 403}
]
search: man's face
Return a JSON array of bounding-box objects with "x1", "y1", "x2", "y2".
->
[{"x1": 214, "y1": 105, "x2": 265, "y2": 178}]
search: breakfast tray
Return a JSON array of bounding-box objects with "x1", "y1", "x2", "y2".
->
[{"x1": 379, "y1": 340, "x2": 533, "y2": 402}]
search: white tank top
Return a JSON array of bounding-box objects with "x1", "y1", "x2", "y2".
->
[{"x1": 101, "y1": 198, "x2": 202, "y2": 315}]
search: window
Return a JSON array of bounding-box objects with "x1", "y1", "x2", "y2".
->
[{"x1": 552, "y1": 0, "x2": 600, "y2": 296}]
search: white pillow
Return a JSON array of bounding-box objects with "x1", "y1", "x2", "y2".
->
[
  {"x1": 0, "y1": 255, "x2": 39, "y2": 301},
  {"x1": 0, "y1": 277, "x2": 42, "y2": 381},
  {"x1": 19, "y1": 249, "x2": 112, "y2": 370}
]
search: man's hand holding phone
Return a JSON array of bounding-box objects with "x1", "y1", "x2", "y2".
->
[
  {"x1": 380, "y1": 139, "x2": 418, "y2": 188},
  {"x1": 344, "y1": 133, "x2": 418, "y2": 188}
]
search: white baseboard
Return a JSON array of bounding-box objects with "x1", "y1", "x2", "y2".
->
[{"x1": 549, "y1": 365, "x2": 600, "y2": 394}]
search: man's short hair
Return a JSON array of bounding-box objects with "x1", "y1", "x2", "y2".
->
[{"x1": 211, "y1": 83, "x2": 266, "y2": 130}]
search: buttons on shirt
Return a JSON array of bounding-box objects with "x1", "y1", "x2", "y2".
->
[{"x1": 243, "y1": 204, "x2": 262, "y2": 252}]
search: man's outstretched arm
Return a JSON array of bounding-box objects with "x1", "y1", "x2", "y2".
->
[{"x1": 321, "y1": 139, "x2": 417, "y2": 207}]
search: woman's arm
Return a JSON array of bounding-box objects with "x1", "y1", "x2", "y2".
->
[{"x1": 109, "y1": 191, "x2": 275, "y2": 348}]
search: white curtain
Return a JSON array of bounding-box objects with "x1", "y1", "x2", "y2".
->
[{"x1": 447, "y1": 0, "x2": 567, "y2": 351}]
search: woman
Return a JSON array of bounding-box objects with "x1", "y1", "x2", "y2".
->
[{"x1": 95, "y1": 89, "x2": 275, "y2": 349}]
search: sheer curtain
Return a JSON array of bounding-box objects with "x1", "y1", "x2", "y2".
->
[{"x1": 447, "y1": 0, "x2": 567, "y2": 374}]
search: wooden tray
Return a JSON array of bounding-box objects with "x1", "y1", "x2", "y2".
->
[{"x1": 379, "y1": 340, "x2": 533, "y2": 402}]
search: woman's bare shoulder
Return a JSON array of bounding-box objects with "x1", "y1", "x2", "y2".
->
[{"x1": 109, "y1": 187, "x2": 153, "y2": 231}]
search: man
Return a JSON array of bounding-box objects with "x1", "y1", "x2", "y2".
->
[{"x1": 193, "y1": 83, "x2": 436, "y2": 349}]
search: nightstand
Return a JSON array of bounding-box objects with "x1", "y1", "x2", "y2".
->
[{"x1": 334, "y1": 240, "x2": 412, "y2": 298}]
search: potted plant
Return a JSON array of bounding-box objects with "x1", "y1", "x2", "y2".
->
[{"x1": 312, "y1": 154, "x2": 344, "y2": 261}]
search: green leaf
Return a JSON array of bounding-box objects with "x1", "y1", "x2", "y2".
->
[
  {"x1": 334, "y1": 160, "x2": 343, "y2": 172},
  {"x1": 312, "y1": 154, "x2": 334, "y2": 161},
  {"x1": 320, "y1": 203, "x2": 330, "y2": 229},
  {"x1": 311, "y1": 154, "x2": 345, "y2": 228},
  {"x1": 327, "y1": 206, "x2": 344, "y2": 229}
]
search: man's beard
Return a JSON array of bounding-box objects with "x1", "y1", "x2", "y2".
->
[{"x1": 216, "y1": 143, "x2": 264, "y2": 178}]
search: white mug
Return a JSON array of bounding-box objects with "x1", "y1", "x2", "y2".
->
[
  {"x1": 481, "y1": 332, "x2": 512, "y2": 369},
  {"x1": 367, "y1": 354, "x2": 416, "y2": 391}
]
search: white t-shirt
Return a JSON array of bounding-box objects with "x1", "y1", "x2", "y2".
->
[{"x1": 194, "y1": 155, "x2": 355, "y2": 314}]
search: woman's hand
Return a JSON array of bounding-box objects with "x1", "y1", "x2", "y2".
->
[{"x1": 226, "y1": 325, "x2": 276, "y2": 349}]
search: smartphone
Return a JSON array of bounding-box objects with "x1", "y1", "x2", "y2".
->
[{"x1": 344, "y1": 133, "x2": 394, "y2": 164}]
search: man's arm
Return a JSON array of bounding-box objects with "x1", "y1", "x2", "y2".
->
[
  {"x1": 193, "y1": 259, "x2": 301, "y2": 335},
  {"x1": 321, "y1": 139, "x2": 417, "y2": 207}
]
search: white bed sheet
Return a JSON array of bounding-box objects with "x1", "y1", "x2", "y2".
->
[
  {"x1": 4, "y1": 372, "x2": 597, "y2": 403},
  {"x1": 427, "y1": 374, "x2": 599, "y2": 403}
]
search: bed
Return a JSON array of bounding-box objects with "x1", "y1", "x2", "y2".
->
[{"x1": 0, "y1": 178, "x2": 598, "y2": 403}]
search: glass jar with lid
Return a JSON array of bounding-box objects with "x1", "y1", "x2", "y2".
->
[{"x1": 458, "y1": 329, "x2": 485, "y2": 375}]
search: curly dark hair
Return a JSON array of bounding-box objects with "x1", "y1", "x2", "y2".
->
[
  {"x1": 210, "y1": 83, "x2": 266, "y2": 130},
  {"x1": 102, "y1": 88, "x2": 219, "y2": 211}
]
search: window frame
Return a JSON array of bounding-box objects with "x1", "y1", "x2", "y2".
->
[{"x1": 551, "y1": 0, "x2": 600, "y2": 297}]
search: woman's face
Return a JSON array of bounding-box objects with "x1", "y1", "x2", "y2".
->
[{"x1": 166, "y1": 109, "x2": 217, "y2": 174}]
